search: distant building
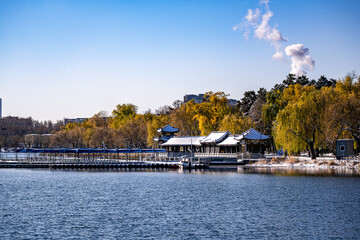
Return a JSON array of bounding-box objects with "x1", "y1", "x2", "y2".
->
[
  {"x1": 0, "y1": 98, "x2": 2, "y2": 118},
  {"x1": 64, "y1": 117, "x2": 110, "y2": 125},
  {"x1": 64, "y1": 118, "x2": 89, "y2": 125},
  {"x1": 184, "y1": 93, "x2": 238, "y2": 106},
  {"x1": 184, "y1": 94, "x2": 205, "y2": 104},
  {"x1": 227, "y1": 99, "x2": 239, "y2": 107}
]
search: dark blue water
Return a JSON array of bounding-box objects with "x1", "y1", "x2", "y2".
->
[{"x1": 0, "y1": 168, "x2": 359, "y2": 239}]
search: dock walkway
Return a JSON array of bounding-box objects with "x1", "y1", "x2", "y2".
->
[{"x1": 0, "y1": 160, "x2": 182, "y2": 169}]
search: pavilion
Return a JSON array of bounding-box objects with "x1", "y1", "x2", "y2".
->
[{"x1": 160, "y1": 127, "x2": 270, "y2": 158}]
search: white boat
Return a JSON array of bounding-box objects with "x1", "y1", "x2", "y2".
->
[{"x1": 179, "y1": 158, "x2": 191, "y2": 169}]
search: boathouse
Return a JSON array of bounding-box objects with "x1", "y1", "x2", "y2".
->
[{"x1": 160, "y1": 128, "x2": 270, "y2": 158}]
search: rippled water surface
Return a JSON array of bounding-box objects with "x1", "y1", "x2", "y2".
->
[{"x1": 1, "y1": 168, "x2": 359, "y2": 239}]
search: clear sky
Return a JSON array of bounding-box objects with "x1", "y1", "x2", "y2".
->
[{"x1": 0, "y1": 0, "x2": 359, "y2": 121}]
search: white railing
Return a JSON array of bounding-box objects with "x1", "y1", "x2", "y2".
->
[
  {"x1": 194, "y1": 153, "x2": 238, "y2": 158},
  {"x1": 1, "y1": 151, "x2": 267, "y2": 162},
  {"x1": 238, "y1": 153, "x2": 265, "y2": 160},
  {"x1": 155, "y1": 152, "x2": 266, "y2": 159}
]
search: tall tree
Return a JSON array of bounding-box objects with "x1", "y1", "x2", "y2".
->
[
  {"x1": 240, "y1": 90, "x2": 257, "y2": 114},
  {"x1": 170, "y1": 100, "x2": 200, "y2": 136},
  {"x1": 194, "y1": 92, "x2": 230, "y2": 135},
  {"x1": 111, "y1": 103, "x2": 138, "y2": 129},
  {"x1": 274, "y1": 85, "x2": 325, "y2": 159},
  {"x1": 219, "y1": 115, "x2": 253, "y2": 134}
]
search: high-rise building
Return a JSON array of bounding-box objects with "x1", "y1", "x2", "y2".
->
[
  {"x1": 183, "y1": 94, "x2": 238, "y2": 106},
  {"x1": 0, "y1": 98, "x2": 2, "y2": 118},
  {"x1": 183, "y1": 94, "x2": 205, "y2": 104}
]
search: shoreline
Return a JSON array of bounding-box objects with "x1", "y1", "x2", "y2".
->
[{"x1": 246, "y1": 157, "x2": 360, "y2": 171}]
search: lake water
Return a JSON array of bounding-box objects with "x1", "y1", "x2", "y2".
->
[{"x1": 0, "y1": 168, "x2": 359, "y2": 239}]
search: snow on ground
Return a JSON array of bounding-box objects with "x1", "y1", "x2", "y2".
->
[{"x1": 249, "y1": 155, "x2": 360, "y2": 170}]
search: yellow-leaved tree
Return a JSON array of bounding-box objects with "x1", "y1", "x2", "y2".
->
[
  {"x1": 274, "y1": 85, "x2": 326, "y2": 159},
  {"x1": 170, "y1": 100, "x2": 200, "y2": 136},
  {"x1": 219, "y1": 115, "x2": 253, "y2": 134},
  {"x1": 194, "y1": 92, "x2": 231, "y2": 135}
]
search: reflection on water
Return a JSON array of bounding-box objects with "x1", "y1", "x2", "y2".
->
[
  {"x1": 44, "y1": 165, "x2": 360, "y2": 177},
  {"x1": 1, "y1": 168, "x2": 360, "y2": 239},
  {"x1": 49, "y1": 167, "x2": 179, "y2": 173},
  {"x1": 236, "y1": 166, "x2": 360, "y2": 177}
]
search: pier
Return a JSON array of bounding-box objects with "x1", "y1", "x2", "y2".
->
[{"x1": 0, "y1": 148, "x2": 209, "y2": 169}]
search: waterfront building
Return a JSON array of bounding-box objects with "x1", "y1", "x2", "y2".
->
[
  {"x1": 160, "y1": 127, "x2": 270, "y2": 158},
  {"x1": 154, "y1": 124, "x2": 179, "y2": 145}
]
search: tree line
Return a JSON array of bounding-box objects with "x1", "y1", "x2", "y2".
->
[
  {"x1": 0, "y1": 117, "x2": 63, "y2": 149},
  {"x1": 1, "y1": 73, "x2": 359, "y2": 159}
]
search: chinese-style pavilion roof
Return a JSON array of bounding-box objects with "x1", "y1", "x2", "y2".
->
[
  {"x1": 157, "y1": 124, "x2": 179, "y2": 133},
  {"x1": 235, "y1": 128, "x2": 270, "y2": 140}
]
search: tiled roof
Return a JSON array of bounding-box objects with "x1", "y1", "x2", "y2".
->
[
  {"x1": 160, "y1": 128, "x2": 269, "y2": 147},
  {"x1": 161, "y1": 136, "x2": 205, "y2": 146},
  {"x1": 235, "y1": 128, "x2": 270, "y2": 140},
  {"x1": 217, "y1": 135, "x2": 239, "y2": 146},
  {"x1": 200, "y1": 131, "x2": 230, "y2": 144},
  {"x1": 157, "y1": 124, "x2": 179, "y2": 133}
]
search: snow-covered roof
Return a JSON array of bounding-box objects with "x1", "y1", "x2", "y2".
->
[
  {"x1": 200, "y1": 131, "x2": 230, "y2": 144},
  {"x1": 157, "y1": 124, "x2": 179, "y2": 133},
  {"x1": 159, "y1": 136, "x2": 170, "y2": 141},
  {"x1": 160, "y1": 128, "x2": 269, "y2": 147},
  {"x1": 154, "y1": 136, "x2": 171, "y2": 142},
  {"x1": 235, "y1": 128, "x2": 270, "y2": 141},
  {"x1": 161, "y1": 136, "x2": 205, "y2": 146},
  {"x1": 217, "y1": 135, "x2": 239, "y2": 146}
]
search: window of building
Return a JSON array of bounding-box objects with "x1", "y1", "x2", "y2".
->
[{"x1": 340, "y1": 145, "x2": 345, "y2": 152}]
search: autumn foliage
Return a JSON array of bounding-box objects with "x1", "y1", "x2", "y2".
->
[
  {"x1": 48, "y1": 73, "x2": 360, "y2": 159},
  {"x1": 2, "y1": 73, "x2": 359, "y2": 160}
]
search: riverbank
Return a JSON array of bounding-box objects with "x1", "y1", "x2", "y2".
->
[{"x1": 247, "y1": 156, "x2": 360, "y2": 170}]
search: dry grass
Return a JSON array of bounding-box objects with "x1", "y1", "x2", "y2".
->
[
  {"x1": 317, "y1": 160, "x2": 325, "y2": 165},
  {"x1": 258, "y1": 159, "x2": 269, "y2": 164},
  {"x1": 271, "y1": 157, "x2": 285, "y2": 164},
  {"x1": 287, "y1": 157, "x2": 299, "y2": 164},
  {"x1": 328, "y1": 160, "x2": 338, "y2": 166}
]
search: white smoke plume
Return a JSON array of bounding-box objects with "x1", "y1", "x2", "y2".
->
[
  {"x1": 285, "y1": 44, "x2": 315, "y2": 75},
  {"x1": 234, "y1": 0, "x2": 315, "y2": 75},
  {"x1": 236, "y1": 0, "x2": 286, "y2": 60}
]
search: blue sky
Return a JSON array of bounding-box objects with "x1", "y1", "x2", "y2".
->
[{"x1": 0, "y1": 0, "x2": 359, "y2": 121}]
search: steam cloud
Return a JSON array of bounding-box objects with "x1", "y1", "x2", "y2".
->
[
  {"x1": 285, "y1": 44, "x2": 315, "y2": 75},
  {"x1": 234, "y1": 0, "x2": 315, "y2": 75}
]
